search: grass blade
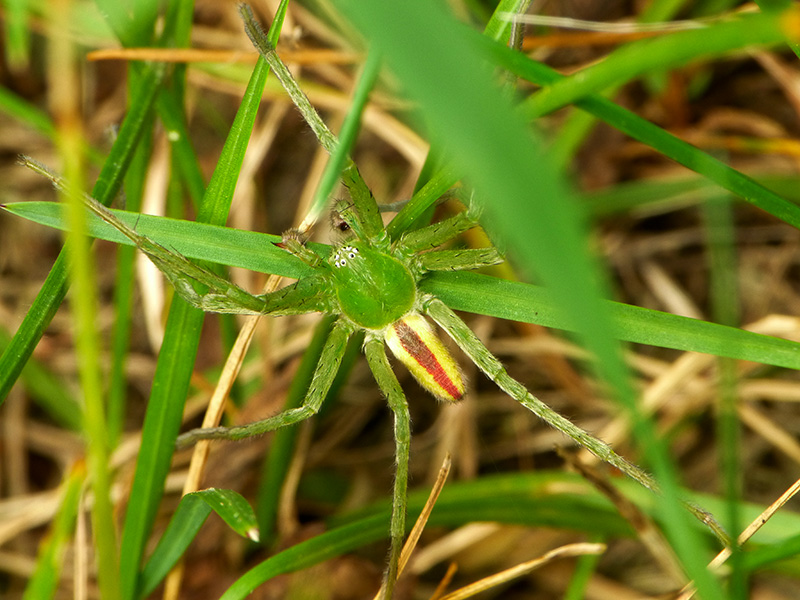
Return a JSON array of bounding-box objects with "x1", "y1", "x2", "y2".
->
[{"x1": 0, "y1": 63, "x2": 164, "y2": 405}]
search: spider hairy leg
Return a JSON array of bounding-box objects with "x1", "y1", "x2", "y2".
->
[
  {"x1": 398, "y1": 207, "x2": 486, "y2": 252},
  {"x1": 423, "y1": 296, "x2": 661, "y2": 493},
  {"x1": 425, "y1": 298, "x2": 730, "y2": 541},
  {"x1": 275, "y1": 227, "x2": 326, "y2": 268},
  {"x1": 175, "y1": 319, "x2": 353, "y2": 448},
  {"x1": 417, "y1": 247, "x2": 503, "y2": 272},
  {"x1": 364, "y1": 337, "x2": 411, "y2": 600}
]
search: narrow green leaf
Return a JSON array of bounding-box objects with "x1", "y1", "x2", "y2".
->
[
  {"x1": 0, "y1": 62, "x2": 164, "y2": 404},
  {"x1": 138, "y1": 495, "x2": 213, "y2": 598},
  {"x1": 2, "y1": 202, "x2": 318, "y2": 279},
  {"x1": 475, "y1": 34, "x2": 800, "y2": 231},
  {"x1": 422, "y1": 271, "x2": 800, "y2": 370},
  {"x1": 119, "y1": 4, "x2": 290, "y2": 597},
  {"x1": 522, "y1": 11, "x2": 787, "y2": 117},
  {"x1": 193, "y1": 488, "x2": 259, "y2": 541},
  {"x1": 22, "y1": 463, "x2": 85, "y2": 600}
]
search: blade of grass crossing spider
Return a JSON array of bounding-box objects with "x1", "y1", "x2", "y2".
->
[
  {"x1": 119, "y1": 4, "x2": 289, "y2": 594},
  {"x1": 305, "y1": 50, "x2": 383, "y2": 232},
  {"x1": 22, "y1": 462, "x2": 85, "y2": 600},
  {"x1": 364, "y1": 337, "x2": 411, "y2": 600},
  {"x1": 0, "y1": 63, "x2": 163, "y2": 404},
  {"x1": 343, "y1": 13, "x2": 785, "y2": 591}
]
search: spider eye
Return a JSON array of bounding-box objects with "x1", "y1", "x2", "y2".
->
[{"x1": 332, "y1": 245, "x2": 359, "y2": 269}]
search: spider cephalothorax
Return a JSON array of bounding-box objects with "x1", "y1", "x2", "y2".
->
[{"x1": 329, "y1": 240, "x2": 416, "y2": 329}]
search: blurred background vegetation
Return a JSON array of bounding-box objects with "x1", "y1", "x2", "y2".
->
[{"x1": 3, "y1": 1, "x2": 800, "y2": 599}]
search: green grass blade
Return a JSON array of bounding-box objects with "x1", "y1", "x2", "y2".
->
[
  {"x1": 9, "y1": 201, "x2": 800, "y2": 370},
  {"x1": 2, "y1": 202, "x2": 318, "y2": 278},
  {"x1": 0, "y1": 62, "x2": 164, "y2": 405},
  {"x1": 118, "y1": 4, "x2": 289, "y2": 596},
  {"x1": 422, "y1": 271, "x2": 800, "y2": 370},
  {"x1": 22, "y1": 463, "x2": 85, "y2": 600},
  {"x1": 476, "y1": 35, "x2": 800, "y2": 230},
  {"x1": 138, "y1": 496, "x2": 213, "y2": 597},
  {"x1": 522, "y1": 11, "x2": 787, "y2": 118},
  {"x1": 0, "y1": 327, "x2": 81, "y2": 430}
]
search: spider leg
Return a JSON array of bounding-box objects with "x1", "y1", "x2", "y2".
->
[
  {"x1": 423, "y1": 297, "x2": 660, "y2": 493},
  {"x1": 175, "y1": 318, "x2": 353, "y2": 448},
  {"x1": 364, "y1": 335, "x2": 411, "y2": 600},
  {"x1": 399, "y1": 208, "x2": 485, "y2": 253},
  {"x1": 417, "y1": 247, "x2": 503, "y2": 272}
]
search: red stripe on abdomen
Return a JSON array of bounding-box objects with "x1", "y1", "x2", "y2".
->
[{"x1": 392, "y1": 320, "x2": 463, "y2": 401}]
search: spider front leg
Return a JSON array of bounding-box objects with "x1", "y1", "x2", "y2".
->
[
  {"x1": 176, "y1": 318, "x2": 353, "y2": 448},
  {"x1": 364, "y1": 335, "x2": 411, "y2": 600},
  {"x1": 423, "y1": 296, "x2": 661, "y2": 493}
]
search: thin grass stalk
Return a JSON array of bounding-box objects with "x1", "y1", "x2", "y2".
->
[{"x1": 47, "y1": 0, "x2": 119, "y2": 596}]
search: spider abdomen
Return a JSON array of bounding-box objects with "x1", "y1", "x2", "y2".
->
[
  {"x1": 385, "y1": 313, "x2": 465, "y2": 402},
  {"x1": 330, "y1": 242, "x2": 416, "y2": 329}
]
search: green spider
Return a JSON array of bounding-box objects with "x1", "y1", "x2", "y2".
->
[
  {"x1": 22, "y1": 151, "x2": 654, "y2": 599},
  {"x1": 22, "y1": 147, "x2": 656, "y2": 598}
]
